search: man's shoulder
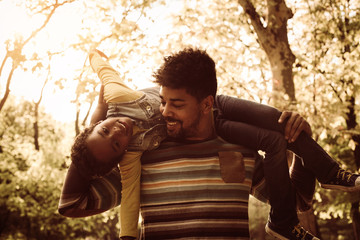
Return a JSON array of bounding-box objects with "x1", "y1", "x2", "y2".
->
[
  {"x1": 215, "y1": 136, "x2": 257, "y2": 154},
  {"x1": 140, "y1": 86, "x2": 160, "y2": 96}
]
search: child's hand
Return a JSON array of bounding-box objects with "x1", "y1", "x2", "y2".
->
[
  {"x1": 278, "y1": 111, "x2": 312, "y2": 142},
  {"x1": 89, "y1": 49, "x2": 109, "y2": 60}
]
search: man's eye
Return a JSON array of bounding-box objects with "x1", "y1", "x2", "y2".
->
[
  {"x1": 160, "y1": 101, "x2": 166, "y2": 106},
  {"x1": 102, "y1": 127, "x2": 109, "y2": 134},
  {"x1": 174, "y1": 105, "x2": 184, "y2": 109}
]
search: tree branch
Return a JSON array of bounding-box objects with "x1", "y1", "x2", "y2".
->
[
  {"x1": 0, "y1": 64, "x2": 15, "y2": 111},
  {"x1": 0, "y1": 50, "x2": 9, "y2": 77},
  {"x1": 238, "y1": 0, "x2": 267, "y2": 38}
]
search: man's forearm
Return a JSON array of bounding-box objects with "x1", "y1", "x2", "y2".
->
[
  {"x1": 58, "y1": 164, "x2": 122, "y2": 218},
  {"x1": 90, "y1": 84, "x2": 108, "y2": 125},
  {"x1": 91, "y1": 103, "x2": 107, "y2": 124}
]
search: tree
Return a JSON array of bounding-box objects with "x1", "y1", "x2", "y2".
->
[
  {"x1": 292, "y1": 0, "x2": 360, "y2": 238},
  {"x1": 65, "y1": 0, "x2": 159, "y2": 134},
  {"x1": 0, "y1": 96, "x2": 123, "y2": 239},
  {"x1": 0, "y1": 0, "x2": 75, "y2": 112},
  {"x1": 238, "y1": 0, "x2": 296, "y2": 104}
]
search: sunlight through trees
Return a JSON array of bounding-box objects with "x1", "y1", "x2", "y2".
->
[{"x1": 0, "y1": 0, "x2": 360, "y2": 239}]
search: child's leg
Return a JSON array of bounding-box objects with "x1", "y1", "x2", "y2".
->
[
  {"x1": 215, "y1": 94, "x2": 340, "y2": 182},
  {"x1": 288, "y1": 133, "x2": 339, "y2": 183},
  {"x1": 118, "y1": 151, "x2": 142, "y2": 238},
  {"x1": 90, "y1": 52, "x2": 144, "y2": 103},
  {"x1": 215, "y1": 95, "x2": 284, "y2": 133},
  {"x1": 289, "y1": 155, "x2": 316, "y2": 212},
  {"x1": 216, "y1": 118, "x2": 299, "y2": 229}
]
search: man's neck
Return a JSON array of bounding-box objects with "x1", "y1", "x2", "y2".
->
[{"x1": 185, "y1": 113, "x2": 216, "y2": 141}]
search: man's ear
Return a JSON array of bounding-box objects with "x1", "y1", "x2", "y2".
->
[{"x1": 201, "y1": 95, "x2": 214, "y2": 114}]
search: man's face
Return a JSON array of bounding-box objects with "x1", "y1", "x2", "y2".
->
[
  {"x1": 159, "y1": 86, "x2": 203, "y2": 140},
  {"x1": 86, "y1": 117, "x2": 133, "y2": 165}
]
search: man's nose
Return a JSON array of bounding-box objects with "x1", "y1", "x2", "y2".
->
[{"x1": 160, "y1": 104, "x2": 172, "y2": 118}]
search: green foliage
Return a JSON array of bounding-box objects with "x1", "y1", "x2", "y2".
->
[
  {"x1": 0, "y1": 97, "x2": 120, "y2": 239},
  {"x1": 288, "y1": 1, "x2": 360, "y2": 237},
  {"x1": 313, "y1": 135, "x2": 360, "y2": 239}
]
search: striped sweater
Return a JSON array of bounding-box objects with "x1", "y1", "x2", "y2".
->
[
  {"x1": 139, "y1": 137, "x2": 259, "y2": 239},
  {"x1": 58, "y1": 137, "x2": 264, "y2": 239},
  {"x1": 58, "y1": 164, "x2": 122, "y2": 217}
]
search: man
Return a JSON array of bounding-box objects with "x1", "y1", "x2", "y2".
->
[{"x1": 139, "y1": 47, "x2": 319, "y2": 239}]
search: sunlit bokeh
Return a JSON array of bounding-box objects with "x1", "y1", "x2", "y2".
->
[{"x1": 0, "y1": 0, "x2": 183, "y2": 122}]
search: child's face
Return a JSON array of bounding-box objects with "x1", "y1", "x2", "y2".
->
[{"x1": 86, "y1": 117, "x2": 133, "y2": 165}]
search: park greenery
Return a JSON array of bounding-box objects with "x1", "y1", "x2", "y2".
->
[{"x1": 0, "y1": 0, "x2": 360, "y2": 239}]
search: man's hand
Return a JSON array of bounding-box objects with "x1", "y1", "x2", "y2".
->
[
  {"x1": 90, "y1": 85, "x2": 108, "y2": 125},
  {"x1": 98, "y1": 84, "x2": 106, "y2": 105},
  {"x1": 278, "y1": 111, "x2": 312, "y2": 143}
]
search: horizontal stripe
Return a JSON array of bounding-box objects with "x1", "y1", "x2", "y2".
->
[
  {"x1": 142, "y1": 203, "x2": 249, "y2": 223},
  {"x1": 142, "y1": 138, "x2": 257, "y2": 165},
  {"x1": 140, "y1": 137, "x2": 257, "y2": 239},
  {"x1": 143, "y1": 157, "x2": 220, "y2": 169},
  {"x1": 145, "y1": 219, "x2": 249, "y2": 230},
  {"x1": 58, "y1": 167, "x2": 122, "y2": 213},
  {"x1": 141, "y1": 201, "x2": 248, "y2": 215},
  {"x1": 141, "y1": 195, "x2": 250, "y2": 207},
  {"x1": 142, "y1": 224, "x2": 250, "y2": 239}
]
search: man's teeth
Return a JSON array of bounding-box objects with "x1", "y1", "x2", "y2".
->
[{"x1": 168, "y1": 122, "x2": 177, "y2": 126}]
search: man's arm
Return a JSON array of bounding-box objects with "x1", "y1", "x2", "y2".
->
[
  {"x1": 90, "y1": 85, "x2": 108, "y2": 125},
  {"x1": 58, "y1": 163, "x2": 122, "y2": 218}
]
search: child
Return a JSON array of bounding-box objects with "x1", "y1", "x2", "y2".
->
[
  {"x1": 60, "y1": 49, "x2": 360, "y2": 239},
  {"x1": 70, "y1": 49, "x2": 167, "y2": 238}
]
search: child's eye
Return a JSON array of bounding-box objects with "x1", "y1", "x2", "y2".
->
[{"x1": 102, "y1": 127, "x2": 109, "y2": 134}]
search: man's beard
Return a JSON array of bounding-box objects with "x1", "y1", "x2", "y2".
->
[{"x1": 165, "y1": 112, "x2": 202, "y2": 140}]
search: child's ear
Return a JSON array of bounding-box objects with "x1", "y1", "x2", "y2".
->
[{"x1": 201, "y1": 95, "x2": 214, "y2": 114}]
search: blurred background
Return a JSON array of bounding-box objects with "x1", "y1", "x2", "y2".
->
[{"x1": 0, "y1": 0, "x2": 359, "y2": 239}]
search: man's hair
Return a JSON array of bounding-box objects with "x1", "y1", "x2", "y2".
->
[
  {"x1": 153, "y1": 47, "x2": 217, "y2": 101},
  {"x1": 71, "y1": 122, "x2": 120, "y2": 179}
]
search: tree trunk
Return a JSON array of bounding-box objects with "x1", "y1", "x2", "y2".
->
[
  {"x1": 345, "y1": 95, "x2": 360, "y2": 239},
  {"x1": 0, "y1": 64, "x2": 15, "y2": 112},
  {"x1": 33, "y1": 103, "x2": 40, "y2": 151},
  {"x1": 81, "y1": 102, "x2": 93, "y2": 127},
  {"x1": 238, "y1": 0, "x2": 296, "y2": 104},
  {"x1": 75, "y1": 109, "x2": 80, "y2": 136},
  {"x1": 238, "y1": 0, "x2": 320, "y2": 236},
  {"x1": 351, "y1": 202, "x2": 360, "y2": 240}
]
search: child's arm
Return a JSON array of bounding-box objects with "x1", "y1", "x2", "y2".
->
[
  {"x1": 58, "y1": 163, "x2": 122, "y2": 217},
  {"x1": 89, "y1": 49, "x2": 143, "y2": 103},
  {"x1": 118, "y1": 152, "x2": 142, "y2": 239}
]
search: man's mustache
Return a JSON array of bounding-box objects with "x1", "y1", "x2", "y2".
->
[{"x1": 164, "y1": 117, "x2": 182, "y2": 123}]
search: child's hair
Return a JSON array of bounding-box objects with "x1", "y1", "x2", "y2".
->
[
  {"x1": 71, "y1": 122, "x2": 120, "y2": 179},
  {"x1": 153, "y1": 47, "x2": 217, "y2": 102}
]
